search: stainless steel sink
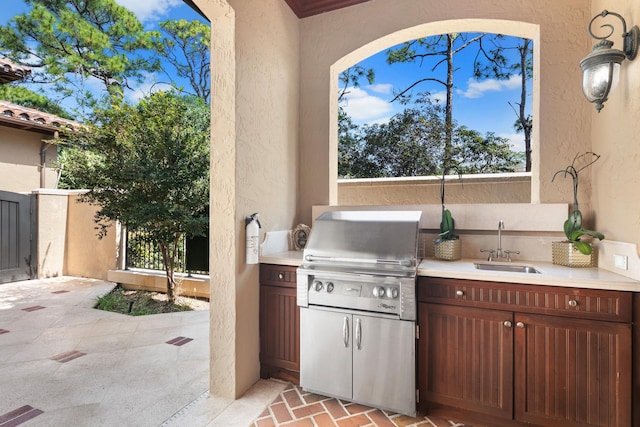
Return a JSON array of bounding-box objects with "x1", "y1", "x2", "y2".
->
[{"x1": 474, "y1": 262, "x2": 541, "y2": 274}]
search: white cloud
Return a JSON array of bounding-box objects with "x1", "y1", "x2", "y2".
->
[
  {"x1": 127, "y1": 73, "x2": 175, "y2": 102},
  {"x1": 340, "y1": 87, "x2": 393, "y2": 122},
  {"x1": 367, "y1": 83, "x2": 393, "y2": 95},
  {"x1": 499, "y1": 132, "x2": 526, "y2": 153},
  {"x1": 457, "y1": 75, "x2": 522, "y2": 99},
  {"x1": 431, "y1": 91, "x2": 447, "y2": 104},
  {"x1": 114, "y1": 0, "x2": 183, "y2": 22}
]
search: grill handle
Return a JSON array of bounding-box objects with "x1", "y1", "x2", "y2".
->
[
  {"x1": 305, "y1": 255, "x2": 414, "y2": 267},
  {"x1": 355, "y1": 318, "x2": 362, "y2": 350},
  {"x1": 343, "y1": 317, "x2": 349, "y2": 347}
]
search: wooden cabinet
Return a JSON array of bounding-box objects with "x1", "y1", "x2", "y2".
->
[
  {"x1": 515, "y1": 313, "x2": 631, "y2": 427},
  {"x1": 418, "y1": 277, "x2": 634, "y2": 427},
  {"x1": 418, "y1": 302, "x2": 514, "y2": 420},
  {"x1": 259, "y1": 264, "x2": 300, "y2": 383}
]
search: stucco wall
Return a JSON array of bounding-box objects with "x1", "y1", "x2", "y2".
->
[
  {"x1": 36, "y1": 190, "x2": 68, "y2": 278},
  {"x1": 65, "y1": 193, "x2": 118, "y2": 280},
  {"x1": 0, "y1": 127, "x2": 58, "y2": 192},
  {"x1": 338, "y1": 174, "x2": 531, "y2": 205},
  {"x1": 34, "y1": 190, "x2": 118, "y2": 280},
  {"x1": 590, "y1": 0, "x2": 640, "y2": 252},
  {"x1": 298, "y1": 0, "x2": 592, "y2": 224},
  {"x1": 196, "y1": 0, "x2": 300, "y2": 399}
]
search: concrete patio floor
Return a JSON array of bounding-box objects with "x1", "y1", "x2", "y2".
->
[{"x1": 0, "y1": 277, "x2": 286, "y2": 426}]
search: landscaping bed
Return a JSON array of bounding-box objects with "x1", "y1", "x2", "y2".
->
[{"x1": 95, "y1": 285, "x2": 208, "y2": 316}]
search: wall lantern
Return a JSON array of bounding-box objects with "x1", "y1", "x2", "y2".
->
[{"x1": 579, "y1": 10, "x2": 639, "y2": 112}]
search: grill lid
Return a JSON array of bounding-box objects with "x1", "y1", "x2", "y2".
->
[{"x1": 302, "y1": 210, "x2": 422, "y2": 273}]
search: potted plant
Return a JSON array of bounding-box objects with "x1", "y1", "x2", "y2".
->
[
  {"x1": 434, "y1": 167, "x2": 462, "y2": 261},
  {"x1": 551, "y1": 152, "x2": 604, "y2": 267}
]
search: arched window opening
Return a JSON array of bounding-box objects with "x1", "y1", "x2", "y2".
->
[{"x1": 331, "y1": 20, "x2": 540, "y2": 205}]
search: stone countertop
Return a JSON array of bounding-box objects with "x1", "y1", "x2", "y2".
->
[
  {"x1": 260, "y1": 250, "x2": 304, "y2": 267},
  {"x1": 259, "y1": 252, "x2": 640, "y2": 292},
  {"x1": 418, "y1": 258, "x2": 640, "y2": 292}
]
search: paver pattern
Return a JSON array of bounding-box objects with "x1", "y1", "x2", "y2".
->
[
  {"x1": 0, "y1": 277, "x2": 209, "y2": 426},
  {"x1": 251, "y1": 384, "x2": 474, "y2": 427}
]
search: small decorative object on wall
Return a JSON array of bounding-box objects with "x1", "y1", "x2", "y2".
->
[
  {"x1": 551, "y1": 152, "x2": 605, "y2": 267},
  {"x1": 434, "y1": 167, "x2": 462, "y2": 261},
  {"x1": 292, "y1": 224, "x2": 311, "y2": 251}
]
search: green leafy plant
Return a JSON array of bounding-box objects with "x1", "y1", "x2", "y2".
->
[
  {"x1": 95, "y1": 286, "x2": 193, "y2": 316},
  {"x1": 436, "y1": 167, "x2": 462, "y2": 242},
  {"x1": 552, "y1": 152, "x2": 604, "y2": 255}
]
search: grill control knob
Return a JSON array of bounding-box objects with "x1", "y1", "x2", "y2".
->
[
  {"x1": 386, "y1": 287, "x2": 399, "y2": 299},
  {"x1": 313, "y1": 281, "x2": 323, "y2": 292},
  {"x1": 326, "y1": 282, "x2": 334, "y2": 293},
  {"x1": 373, "y1": 286, "x2": 386, "y2": 298}
]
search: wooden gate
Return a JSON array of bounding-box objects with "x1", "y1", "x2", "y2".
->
[{"x1": 0, "y1": 191, "x2": 36, "y2": 283}]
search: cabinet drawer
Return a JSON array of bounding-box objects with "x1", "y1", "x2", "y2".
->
[
  {"x1": 260, "y1": 263, "x2": 298, "y2": 288},
  {"x1": 418, "y1": 277, "x2": 632, "y2": 322}
]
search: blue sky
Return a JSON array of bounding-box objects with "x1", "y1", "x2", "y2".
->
[
  {"x1": 339, "y1": 34, "x2": 533, "y2": 153},
  {"x1": 0, "y1": 0, "x2": 205, "y2": 109}
]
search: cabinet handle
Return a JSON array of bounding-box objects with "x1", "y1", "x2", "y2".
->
[
  {"x1": 355, "y1": 318, "x2": 362, "y2": 350},
  {"x1": 343, "y1": 317, "x2": 349, "y2": 348},
  {"x1": 278, "y1": 273, "x2": 284, "y2": 280},
  {"x1": 504, "y1": 321, "x2": 512, "y2": 328},
  {"x1": 455, "y1": 290, "x2": 464, "y2": 296},
  {"x1": 516, "y1": 322, "x2": 525, "y2": 328},
  {"x1": 568, "y1": 299, "x2": 578, "y2": 307}
]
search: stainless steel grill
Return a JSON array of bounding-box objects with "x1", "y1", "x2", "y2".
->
[
  {"x1": 297, "y1": 210, "x2": 421, "y2": 319},
  {"x1": 297, "y1": 210, "x2": 422, "y2": 417}
]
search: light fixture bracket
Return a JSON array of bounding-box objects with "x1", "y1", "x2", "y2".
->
[
  {"x1": 624, "y1": 25, "x2": 639, "y2": 60},
  {"x1": 588, "y1": 10, "x2": 639, "y2": 60}
]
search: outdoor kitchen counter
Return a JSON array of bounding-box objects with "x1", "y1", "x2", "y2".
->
[
  {"x1": 259, "y1": 250, "x2": 304, "y2": 267},
  {"x1": 258, "y1": 252, "x2": 640, "y2": 291},
  {"x1": 418, "y1": 258, "x2": 640, "y2": 292}
]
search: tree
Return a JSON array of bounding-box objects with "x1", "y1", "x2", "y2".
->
[
  {"x1": 386, "y1": 33, "x2": 532, "y2": 171},
  {"x1": 338, "y1": 94, "x2": 521, "y2": 178},
  {"x1": 61, "y1": 91, "x2": 210, "y2": 302},
  {"x1": 474, "y1": 36, "x2": 533, "y2": 171},
  {"x1": 0, "y1": 0, "x2": 160, "y2": 114},
  {"x1": 359, "y1": 101, "x2": 445, "y2": 177},
  {"x1": 386, "y1": 33, "x2": 486, "y2": 167},
  {"x1": 154, "y1": 19, "x2": 210, "y2": 103},
  {"x1": 455, "y1": 129, "x2": 521, "y2": 173},
  {"x1": 338, "y1": 65, "x2": 375, "y2": 102},
  {"x1": 0, "y1": 84, "x2": 71, "y2": 118}
]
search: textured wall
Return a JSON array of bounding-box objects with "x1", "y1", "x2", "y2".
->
[
  {"x1": 0, "y1": 127, "x2": 58, "y2": 192},
  {"x1": 64, "y1": 193, "x2": 118, "y2": 280},
  {"x1": 590, "y1": 0, "x2": 640, "y2": 250},
  {"x1": 298, "y1": 0, "x2": 592, "y2": 224},
  {"x1": 35, "y1": 190, "x2": 68, "y2": 278},
  {"x1": 198, "y1": 0, "x2": 300, "y2": 399},
  {"x1": 338, "y1": 174, "x2": 531, "y2": 205}
]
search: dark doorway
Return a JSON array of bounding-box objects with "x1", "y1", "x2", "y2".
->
[{"x1": 0, "y1": 191, "x2": 36, "y2": 283}]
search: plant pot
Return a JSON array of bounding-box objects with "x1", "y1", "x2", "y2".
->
[
  {"x1": 551, "y1": 241, "x2": 597, "y2": 268},
  {"x1": 434, "y1": 239, "x2": 461, "y2": 261}
]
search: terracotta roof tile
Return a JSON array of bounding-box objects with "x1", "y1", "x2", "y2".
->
[
  {"x1": 0, "y1": 100, "x2": 80, "y2": 133},
  {"x1": 0, "y1": 58, "x2": 31, "y2": 84}
]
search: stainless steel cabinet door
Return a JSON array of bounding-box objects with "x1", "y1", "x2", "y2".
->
[
  {"x1": 352, "y1": 315, "x2": 416, "y2": 416},
  {"x1": 300, "y1": 307, "x2": 352, "y2": 400}
]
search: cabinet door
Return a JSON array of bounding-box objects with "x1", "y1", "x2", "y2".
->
[
  {"x1": 353, "y1": 315, "x2": 416, "y2": 416},
  {"x1": 419, "y1": 303, "x2": 514, "y2": 419},
  {"x1": 515, "y1": 313, "x2": 632, "y2": 427},
  {"x1": 259, "y1": 284, "x2": 300, "y2": 376},
  {"x1": 300, "y1": 307, "x2": 352, "y2": 400}
]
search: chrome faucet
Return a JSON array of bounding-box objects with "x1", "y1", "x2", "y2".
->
[
  {"x1": 480, "y1": 220, "x2": 519, "y2": 262},
  {"x1": 496, "y1": 219, "x2": 504, "y2": 259}
]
